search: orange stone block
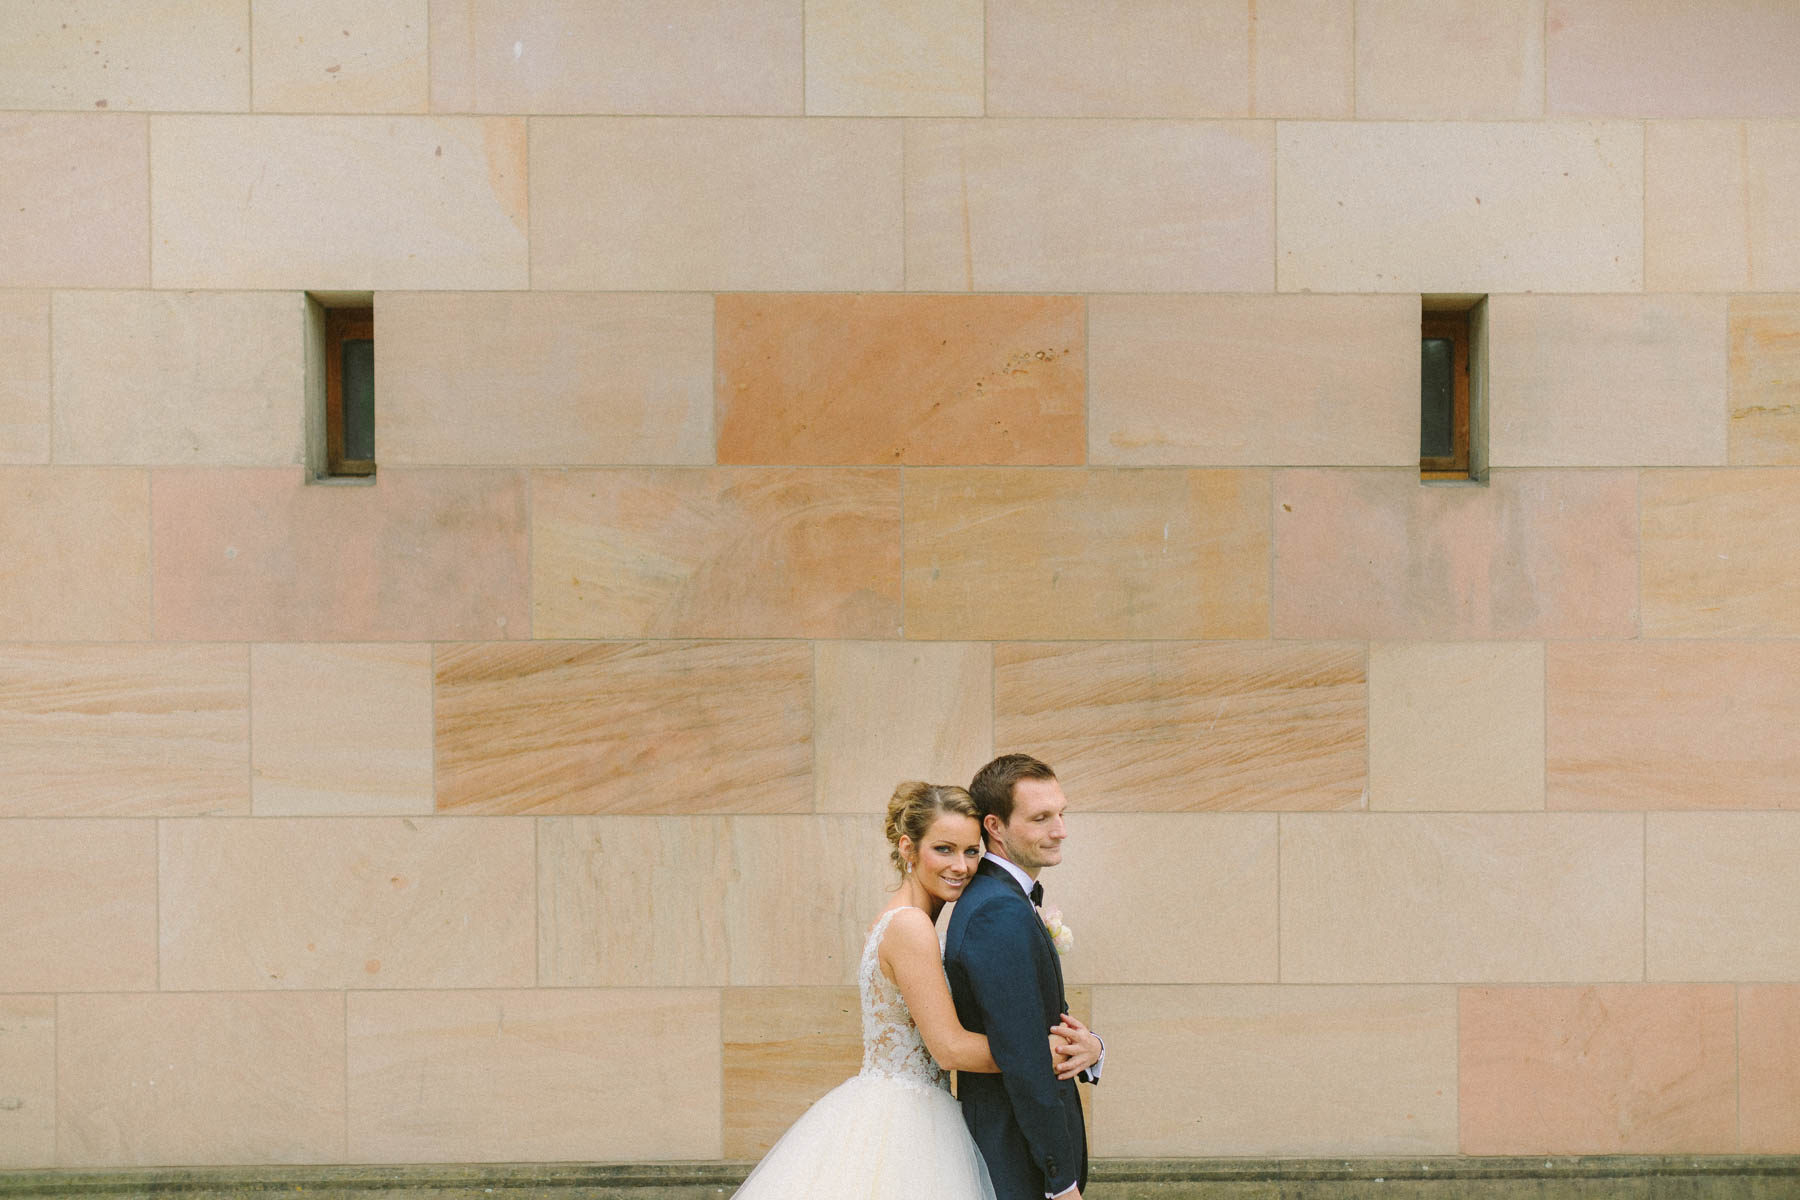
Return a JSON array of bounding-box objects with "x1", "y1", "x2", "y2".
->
[
  {"x1": 435, "y1": 640, "x2": 812, "y2": 815},
  {"x1": 994, "y1": 641, "x2": 1365, "y2": 811},
  {"x1": 1641, "y1": 468, "x2": 1800, "y2": 637},
  {"x1": 715, "y1": 294, "x2": 1085, "y2": 466},
  {"x1": 1549, "y1": 641, "x2": 1800, "y2": 810},
  {"x1": 531, "y1": 467, "x2": 901, "y2": 639},
  {"x1": 1274, "y1": 469, "x2": 1638, "y2": 639},
  {"x1": 723, "y1": 988, "x2": 862, "y2": 1158},
  {"x1": 1740, "y1": 985, "x2": 1800, "y2": 1153},
  {"x1": 151, "y1": 468, "x2": 528, "y2": 641},
  {"x1": 1730, "y1": 296, "x2": 1800, "y2": 466},
  {"x1": 1459, "y1": 985, "x2": 1737, "y2": 1155}
]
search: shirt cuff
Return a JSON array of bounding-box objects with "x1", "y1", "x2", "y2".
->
[
  {"x1": 1048, "y1": 1185, "x2": 1079, "y2": 1199},
  {"x1": 1081, "y1": 1035, "x2": 1105, "y2": 1082}
]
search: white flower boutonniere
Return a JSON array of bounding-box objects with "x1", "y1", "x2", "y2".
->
[{"x1": 1037, "y1": 904, "x2": 1074, "y2": 956}]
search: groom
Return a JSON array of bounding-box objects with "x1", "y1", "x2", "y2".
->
[{"x1": 944, "y1": 754, "x2": 1101, "y2": 1200}]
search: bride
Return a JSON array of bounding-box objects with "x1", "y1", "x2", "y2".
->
[{"x1": 732, "y1": 781, "x2": 1098, "y2": 1199}]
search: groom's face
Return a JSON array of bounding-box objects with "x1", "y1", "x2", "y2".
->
[{"x1": 988, "y1": 777, "x2": 1068, "y2": 873}]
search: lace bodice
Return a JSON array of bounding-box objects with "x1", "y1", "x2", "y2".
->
[{"x1": 857, "y1": 908, "x2": 950, "y2": 1092}]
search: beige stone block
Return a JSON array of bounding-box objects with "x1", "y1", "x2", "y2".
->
[
  {"x1": 1730, "y1": 296, "x2": 1800, "y2": 465},
  {"x1": 532, "y1": 468, "x2": 901, "y2": 639},
  {"x1": 539, "y1": 817, "x2": 731, "y2": 987},
  {"x1": 252, "y1": 0, "x2": 427, "y2": 113},
  {"x1": 1355, "y1": 0, "x2": 1543, "y2": 119},
  {"x1": 1645, "y1": 122, "x2": 1752, "y2": 292},
  {"x1": 1460, "y1": 985, "x2": 1737, "y2": 1154},
  {"x1": 1094, "y1": 985, "x2": 1457, "y2": 1155},
  {"x1": 723, "y1": 988, "x2": 862, "y2": 1158},
  {"x1": 0, "y1": 821, "x2": 154, "y2": 993},
  {"x1": 994, "y1": 642, "x2": 1364, "y2": 812},
  {"x1": 348, "y1": 989, "x2": 719, "y2": 1162},
  {"x1": 1370, "y1": 642, "x2": 1545, "y2": 812},
  {"x1": 1548, "y1": 0, "x2": 1800, "y2": 117},
  {"x1": 0, "y1": 645, "x2": 247, "y2": 818},
  {"x1": 151, "y1": 468, "x2": 528, "y2": 642},
  {"x1": 1273, "y1": 469, "x2": 1639, "y2": 640},
  {"x1": 531, "y1": 118, "x2": 901, "y2": 291},
  {"x1": 1049, "y1": 814, "x2": 1278, "y2": 984},
  {"x1": 1740, "y1": 985, "x2": 1800, "y2": 1153},
  {"x1": 987, "y1": 0, "x2": 1247, "y2": 117},
  {"x1": 159, "y1": 817, "x2": 535, "y2": 990},
  {"x1": 1549, "y1": 642, "x2": 1800, "y2": 811},
  {"x1": 1747, "y1": 122, "x2": 1800, "y2": 292},
  {"x1": 715, "y1": 293, "x2": 1086, "y2": 467},
  {"x1": 1646, "y1": 122, "x2": 1800, "y2": 293},
  {"x1": 805, "y1": 0, "x2": 981, "y2": 116},
  {"x1": 52, "y1": 291, "x2": 305, "y2": 466},
  {"x1": 435, "y1": 641, "x2": 812, "y2": 816},
  {"x1": 1089, "y1": 294, "x2": 1417, "y2": 466},
  {"x1": 0, "y1": 468, "x2": 149, "y2": 641},
  {"x1": 1251, "y1": 0, "x2": 1353, "y2": 118},
  {"x1": 428, "y1": 0, "x2": 800, "y2": 115},
  {"x1": 814, "y1": 641, "x2": 991, "y2": 812},
  {"x1": 1641, "y1": 469, "x2": 1800, "y2": 638},
  {"x1": 1488, "y1": 295, "x2": 1728, "y2": 467},
  {"x1": 906, "y1": 469, "x2": 1270, "y2": 640},
  {"x1": 58, "y1": 992, "x2": 344, "y2": 1167},
  {"x1": 0, "y1": 115, "x2": 148, "y2": 288},
  {"x1": 250, "y1": 644, "x2": 432, "y2": 816},
  {"x1": 907, "y1": 120, "x2": 1273, "y2": 292},
  {"x1": 539, "y1": 815, "x2": 894, "y2": 989},
  {"x1": 0, "y1": 996, "x2": 54, "y2": 1168},
  {"x1": 377, "y1": 292, "x2": 713, "y2": 466},
  {"x1": 725, "y1": 816, "x2": 892, "y2": 986},
  {"x1": 150, "y1": 115, "x2": 527, "y2": 289},
  {"x1": 1277, "y1": 121, "x2": 1642, "y2": 293},
  {"x1": 1281, "y1": 813, "x2": 1643, "y2": 982},
  {"x1": 1647, "y1": 813, "x2": 1800, "y2": 980},
  {"x1": 0, "y1": 291, "x2": 49, "y2": 464},
  {"x1": 0, "y1": 0, "x2": 247, "y2": 111}
]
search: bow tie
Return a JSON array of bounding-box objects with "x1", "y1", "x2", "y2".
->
[{"x1": 1029, "y1": 881, "x2": 1044, "y2": 906}]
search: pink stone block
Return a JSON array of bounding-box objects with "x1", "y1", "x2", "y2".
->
[
  {"x1": 151, "y1": 468, "x2": 528, "y2": 641},
  {"x1": 1549, "y1": 0, "x2": 1800, "y2": 117},
  {"x1": 1741, "y1": 985, "x2": 1800, "y2": 1152},
  {"x1": 1460, "y1": 984, "x2": 1738, "y2": 1154},
  {"x1": 1273, "y1": 469, "x2": 1637, "y2": 639},
  {"x1": 0, "y1": 468, "x2": 151, "y2": 641}
]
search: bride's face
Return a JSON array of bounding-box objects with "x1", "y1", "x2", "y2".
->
[{"x1": 904, "y1": 812, "x2": 983, "y2": 904}]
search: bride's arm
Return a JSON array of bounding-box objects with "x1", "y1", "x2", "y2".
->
[{"x1": 879, "y1": 908, "x2": 1001, "y2": 1073}]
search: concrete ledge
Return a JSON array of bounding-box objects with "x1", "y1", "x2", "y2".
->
[{"x1": 2, "y1": 1158, "x2": 1798, "y2": 1199}]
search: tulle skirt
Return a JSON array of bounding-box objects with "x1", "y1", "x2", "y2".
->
[{"x1": 732, "y1": 1072, "x2": 997, "y2": 1200}]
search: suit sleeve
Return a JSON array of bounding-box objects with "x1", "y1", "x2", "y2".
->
[{"x1": 960, "y1": 903, "x2": 1081, "y2": 1196}]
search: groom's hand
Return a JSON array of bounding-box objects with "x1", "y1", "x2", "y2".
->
[{"x1": 1050, "y1": 1014, "x2": 1101, "y2": 1078}]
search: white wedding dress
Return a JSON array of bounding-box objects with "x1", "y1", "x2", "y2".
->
[{"x1": 731, "y1": 907, "x2": 998, "y2": 1199}]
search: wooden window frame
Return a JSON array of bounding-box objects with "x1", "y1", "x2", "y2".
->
[
  {"x1": 324, "y1": 306, "x2": 375, "y2": 478},
  {"x1": 1420, "y1": 309, "x2": 1471, "y2": 479}
]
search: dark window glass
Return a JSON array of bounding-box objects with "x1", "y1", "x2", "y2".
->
[
  {"x1": 1420, "y1": 336, "x2": 1454, "y2": 459},
  {"x1": 341, "y1": 338, "x2": 375, "y2": 463}
]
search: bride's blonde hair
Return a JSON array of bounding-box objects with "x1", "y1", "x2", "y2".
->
[{"x1": 883, "y1": 781, "x2": 980, "y2": 882}]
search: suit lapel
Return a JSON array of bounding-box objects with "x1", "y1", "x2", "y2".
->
[{"x1": 978, "y1": 859, "x2": 1068, "y2": 1003}]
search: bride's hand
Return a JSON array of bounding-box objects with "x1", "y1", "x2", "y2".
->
[{"x1": 1050, "y1": 1014, "x2": 1101, "y2": 1078}]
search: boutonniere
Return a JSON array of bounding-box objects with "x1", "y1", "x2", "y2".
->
[{"x1": 1037, "y1": 904, "x2": 1074, "y2": 956}]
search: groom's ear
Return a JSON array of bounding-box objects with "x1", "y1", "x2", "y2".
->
[{"x1": 982, "y1": 812, "x2": 1005, "y2": 844}]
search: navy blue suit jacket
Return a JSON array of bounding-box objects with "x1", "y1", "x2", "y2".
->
[{"x1": 942, "y1": 857, "x2": 1088, "y2": 1200}]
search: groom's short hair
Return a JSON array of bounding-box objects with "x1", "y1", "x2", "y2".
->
[{"x1": 969, "y1": 753, "x2": 1057, "y2": 835}]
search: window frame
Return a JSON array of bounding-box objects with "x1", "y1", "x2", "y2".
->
[{"x1": 324, "y1": 305, "x2": 375, "y2": 479}]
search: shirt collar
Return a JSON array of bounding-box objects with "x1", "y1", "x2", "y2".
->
[{"x1": 984, "y1": 851, "x2": 1037, "y2": 899}]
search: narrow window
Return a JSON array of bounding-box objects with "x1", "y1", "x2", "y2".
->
[
  {"x1": 324, "y1": 305, "x2": 375, "y2": 478},
  {"x1": 1420, "y1": 297, "x2": 1488, "y2": 483}
]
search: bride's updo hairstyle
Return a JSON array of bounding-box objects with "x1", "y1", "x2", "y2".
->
[{"x1": 884, "y1": 781, "x2": 980, "y2": 882}]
